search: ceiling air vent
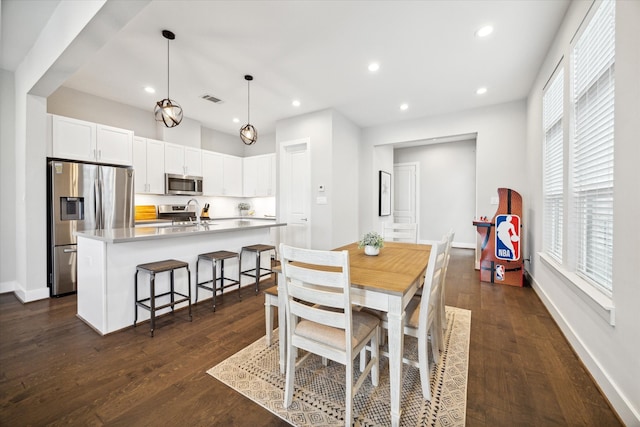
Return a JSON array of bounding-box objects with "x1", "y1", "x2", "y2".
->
[{"x1": 201, "y1": 94, "x2": 223, "y2": 104}]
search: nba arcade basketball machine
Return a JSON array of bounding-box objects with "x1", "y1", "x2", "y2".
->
[{"x1": 473, "y1": 188, "x2": 524, "y2": 287}]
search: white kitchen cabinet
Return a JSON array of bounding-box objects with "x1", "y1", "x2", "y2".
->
[
  {"x1": 243, "y1": 153, "x2": 276, "y2": 197},
  {"x1": 202, "y1": 150, "x2": 224, "y2": 196},
  {"x1": 184, "y1": 147, "x2": 202, "y2": 176},
  {"x1": 132, "y1": 137, "x2": 165, "y2": 194},
  {"x1": 164, "y1": 142, "x2": 202, "y2": 176},
  {"x1": 52, "y1": 115, "x2": 133, "y2": 166},
  {"x1": 223, "y1": 154, "x2": 243, "y2": 196}
]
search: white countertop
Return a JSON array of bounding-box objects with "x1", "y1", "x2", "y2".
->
[{"x1": 76, "y1": 219, "x2": 286, "y2": 243}]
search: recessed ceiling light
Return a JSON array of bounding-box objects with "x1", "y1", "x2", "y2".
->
[
  {"x1": 400, "y1": 103, "x2": 409, "y2": 111},
  {"x1": 475, "y1": 25, "x2": 494, "y2": 38},
  {"x1": 144, "y1": 86, "x2": 156, "y2": 94},
  {"x1": 368, "y1": 62, "x2": 380, "y2": 72},
  {"x1": 476, "y1": 87, "x2": 488, "y2": 95},
  {"x1": 233, "y1": 118, "x2": 240, "y2": 123},
  {"x1": 292, "y1": 100, "x2": 301, "y2": 107}
]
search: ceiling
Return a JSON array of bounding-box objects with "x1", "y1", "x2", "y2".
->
[{"x1": 2, "y1": 0, "x2": 570, "y2": 136}]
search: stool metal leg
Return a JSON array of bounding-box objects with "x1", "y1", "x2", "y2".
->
[
  {"x1": 195, "y1": 257, "x2": 200, "y2": 303},
  {"x1": 170, "y1": 269, "x2": 176, "y2": 312},
  {"x1": 134, "y1": 270, "x2": 139, "y2": 327},
  {"x1": 150, "y1": 272, "x2": 156, "y2": 337},
  {"x1": 236, "y1": 258, "x2": 242, "y2": 299},
  {"x1": 186, "y1": 266, "x2": 192, "y2": 321},
  {"x1": 254, "y1": 251, "x2": 260, "y2": 294},
  {"x1": 212, "y1": 259, "x2": 218, "y2": 312}
]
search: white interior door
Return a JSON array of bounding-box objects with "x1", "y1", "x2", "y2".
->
[
  {"x1": 279, "y1": 139, "x2": 310, "y2": 249},
  {"x1": 393, "y1": 162, "x2": 418, "y2": 224}
]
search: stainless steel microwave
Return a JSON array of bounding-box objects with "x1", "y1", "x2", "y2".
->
[{"x1": 165, "y1": 173, "x2": 203, "y2": 196}]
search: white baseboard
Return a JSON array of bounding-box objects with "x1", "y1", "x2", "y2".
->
[
  {"x1": 0, "y1": 280, "x2": 17, "y2": 294},
  {"x1": 11, "y1": 284, "x2": 50, "y2": 303},
  {"x1": 417, "y1": 239, "x2": 475, "y2": 249},
  {"x1": 530, "y1": 275, "x2": 640, "y2": 426}
]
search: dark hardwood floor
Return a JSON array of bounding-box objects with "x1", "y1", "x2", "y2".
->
[{"x1": 0, "y1": 249, "x2": 621, "y2": 426}]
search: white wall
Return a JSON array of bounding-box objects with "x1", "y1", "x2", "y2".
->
[
  {"x1": 525, "y1": 1, "x2": 640, "y2": 424},
  {"x1": 394, "y1": 139, "x2": 476, "y2": 246},
  {"x1": 331, "y1": 110, "x2": 361, "y2": 248},
  {"x1": 48, "y1": 86, "x2": 158, "y2": 138},
  {"x1": 276, "y1": 109, "x2": 361, "y2": 250},
  {"x1": 0, "y1": 69, "x2": 17, "y2": 292},
  {"x1": 276, "y1": 109, "x2": 333, "y2": 249},
  {"x1": 360, "y1": 100, "x2": 528, "y2": 251}
]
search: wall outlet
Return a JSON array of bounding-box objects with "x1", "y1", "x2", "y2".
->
[
  {"x1": 316, "y1": 196, "x2": 327, "y2": 205},
  {"x1": 490, "y1": 196, "x2": 499, "y2": 205}
]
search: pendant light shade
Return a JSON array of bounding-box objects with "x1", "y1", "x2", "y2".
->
[
  {"x1": 240, "y1": 75, "x2": 258, "y2": 145},
  {"x1": 154, "y1": 30, "x2": 183, "y2": 128}
]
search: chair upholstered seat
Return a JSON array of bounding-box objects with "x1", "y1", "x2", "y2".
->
[{"x1": 295, "y1": 310, "x2": 380, "y2": 350}]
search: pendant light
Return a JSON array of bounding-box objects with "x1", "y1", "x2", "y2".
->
[
  {"x1": 154, "y1": 30, "x2": 183, "y2": 128},
  {"x1": 240, "y1": 74, "x2": 258, "y2": 145}
]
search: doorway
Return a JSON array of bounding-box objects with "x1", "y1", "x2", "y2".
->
[
  {"x1": 393, "y1": 162, "x2": 419, "y2": 225},
  {"x1": 279, "y1": 138, "x2": 311, "y2": 249}
]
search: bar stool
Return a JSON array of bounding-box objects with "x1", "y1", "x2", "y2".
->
[
  {"x1": 134, "y1": 259, "x2": 192, "y2": 337},
  {"x1": 196, "y1": 250, "x2": 241, "y2": 311},
  {"x1": 240, "y1": 244, "x2": 277, "y2": 294}
]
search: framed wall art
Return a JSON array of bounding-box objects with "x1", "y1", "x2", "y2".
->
[{"x1": 379, "y1": 170, "x2": 391, "y2": 216}]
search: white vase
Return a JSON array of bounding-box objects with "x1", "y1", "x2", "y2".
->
[{"x1": 364, "y1": 245, "x2": 380, "y2": 256}]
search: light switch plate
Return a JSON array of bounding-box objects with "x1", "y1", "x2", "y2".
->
[
  {"x1": 316, "y1": 196, "x2": 327, "y2": 204},
  {"x1": 490, "y1": 196, "x2": 499, "y2": 205}
]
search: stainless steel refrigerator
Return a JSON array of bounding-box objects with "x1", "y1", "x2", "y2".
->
[{"x1": 47, "y1": 160, "x2": 134, "y2": 297}]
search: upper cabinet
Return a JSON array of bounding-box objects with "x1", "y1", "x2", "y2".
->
[
  {"x1": 133, "y1": 137, "x2": 165, "y2": 194},
  {"x1": 243, "y1": 154, "x2": 276, "y2": 197},
  {"x1": 201, "y1": 150, "x2": 224, "y2": 196},
  {"x1": 164, "y1": 142, "x2": 202, "y2": 177},
  {"x1": 202, "y1": 152, "x2": 244, "y2": 197},
  {"x1": 52, "y1": 115, "x2": 133, "y2": 166}
]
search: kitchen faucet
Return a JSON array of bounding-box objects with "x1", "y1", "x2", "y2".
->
[{"x1": 185, "y1": 198, "x2": 201, "y2": 225}]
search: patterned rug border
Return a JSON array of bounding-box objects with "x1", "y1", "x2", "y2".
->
[{"x1": 208, "y1": 306, "x2": 471, "y2": 426}]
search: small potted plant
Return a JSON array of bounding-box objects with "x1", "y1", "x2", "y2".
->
[
  {"x1": 358, "y1": 231, "x2": 384, "y2": 256},
  {"x1": 238, "y1": 202, "x2": 251, "y2": 217}
]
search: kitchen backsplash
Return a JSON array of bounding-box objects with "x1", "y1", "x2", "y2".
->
[{"x1": 134, "y1": 194, "x2": 275, "y2": 219}]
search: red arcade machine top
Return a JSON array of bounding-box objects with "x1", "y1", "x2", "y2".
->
[{"x1": 473, "y1": 188, "x2": 524, "y2": 287}]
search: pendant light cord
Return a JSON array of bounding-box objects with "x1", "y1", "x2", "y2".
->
[
  {"x1": 247, "y1": 79, "x2": 250, "y2": 123},
  {"x1": 167, "y1": 38, "x2": 170, "y2": 99}
]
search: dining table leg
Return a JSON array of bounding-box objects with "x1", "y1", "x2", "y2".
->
[{"x1": 387, "y1": 299, "x2": 405, "y2": 427}]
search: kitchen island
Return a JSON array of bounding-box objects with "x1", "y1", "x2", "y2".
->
[{"x1": 75, "y1": 219, "x2": 286, "y2": 335}]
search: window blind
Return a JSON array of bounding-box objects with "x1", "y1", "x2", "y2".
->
[
  {"x1": 543, "y1": 67, "x2": 564, "y2": 262},
  {"x1": 571, "y1": 0, "x2": 615, "y2": 292}
]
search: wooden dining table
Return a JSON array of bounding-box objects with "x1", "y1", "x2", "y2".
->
[{"x1": 276, "y1": 241, "x2": 431, "y2": 427}]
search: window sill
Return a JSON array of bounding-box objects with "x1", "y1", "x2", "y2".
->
[{"x1": 538, "y1": 252, "x2": 615, "y2": 326}]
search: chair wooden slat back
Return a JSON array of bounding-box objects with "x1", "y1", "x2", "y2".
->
[
  {"x1": 383, "y1": 222, "x2": 418, "y2": 243},
  {"x1": 281, "y1": 246, "x2": 352, "y2": 334}
]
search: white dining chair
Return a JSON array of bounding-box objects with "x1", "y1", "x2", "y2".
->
[
  {"x1": 279, "y1": 243, "x2": 380, "y2": 426},
  {"x1": 362, "y1": 236, "x2": 447, "y2": 401},
  {"x1": 382, "y1": 222, "x2": 418, "y2": 243},
  {"x1": 440, "y1": 229, "x2": 455, "y2": 331}
]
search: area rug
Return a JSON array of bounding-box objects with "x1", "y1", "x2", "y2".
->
[{"x1": 207, "y1": 306, "x2": 471, "y2": 426}]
